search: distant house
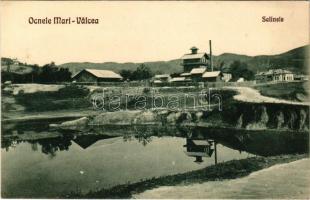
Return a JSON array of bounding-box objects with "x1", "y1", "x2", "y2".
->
[
  {"x1": 181, "y1": 47, "x2": 209, "y2": 72},
  {"x1": 202, "y1": 71, "x2": 222, "y2": 82},
  {"x1": 222, "y1": 73, "x2": 232, "y2": 82},
  {"x1": 153, "y1": 74, "x2": 171, "y2": 83},
  {"x1": 294, "y1": 74, "x2": 308, "y2": 81},
  {"x1": 255, "y1": 71, "x2": 271, "y2": 82},
  {"x1": 170, "y1": 77, "x2": 190, "y2": 82},
  {"x1": 255, "y1": 69, "x2": 294, "y2": 83},
  {"x1": 273, "y1": 69, "x2": 294, "y2": 81},
  {"x1": 190, "y1": 67, "x2": 206, "y2": 82},
  {"x1": 179, "y1": 72, "x2": 191, "y2": 82},
  {"x1": 237, "y1": 77, "x2": 245, "y2": 82},
  {"x1": 12, "y1": 58, "x2": 19, "y2": 65},
  {"x1": 219, "y1": 67, "x2": 232, "y2": 82},
  {"x1": 72, "y1": 69, "x2": 123, "y2": 83}
]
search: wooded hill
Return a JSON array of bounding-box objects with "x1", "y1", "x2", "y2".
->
[
  {"x1": 59, "y1": 45, "x2": 308, "y2": 75},
  {"x1": 2, "y1": 45, "x2": 308, "y2": 76}
]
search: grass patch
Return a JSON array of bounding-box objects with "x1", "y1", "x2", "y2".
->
[
  {"x1": 255, "y1": 82, "x2": 308, "y2": 102},
  {"x1": 15, "y1": 85, "x2": 91, "y2": 112}
]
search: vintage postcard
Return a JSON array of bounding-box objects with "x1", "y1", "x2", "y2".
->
[{"x1": 0, "y1": 1, "x2": 309, "y2": 199}]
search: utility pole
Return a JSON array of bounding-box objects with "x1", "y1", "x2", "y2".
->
[
  {"x1": 209, "y1": 40, "x2": 213, "y2": 71},
  {"x1": 214, "y1": 141, "x2": 217, "y2": 165}
]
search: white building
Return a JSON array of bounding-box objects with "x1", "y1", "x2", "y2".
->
[
  {"x1": 255, "y1": 69, "x2": 294, "y2": 83},
  {"x1": 222, "y1": 73, "x2": 232, "y2": 82},
  {"x1": 153, "y1": 74, "x2": 171, "y2": 83}
]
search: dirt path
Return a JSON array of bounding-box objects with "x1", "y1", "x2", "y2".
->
[
  {"x1": 134, "y1": 158, "x2": 310, "y2": 199},
  {"x1": 225, "y1": 86, "x2": 309, "y2": 105}
]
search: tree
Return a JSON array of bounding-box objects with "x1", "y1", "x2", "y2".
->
[
  {"x1": 120, "y1": 69, "x2": 133, "y2": 81},
  {"x1": 131, "y1": 64, "x2": 153, "y2": 80},
  {"x1": 37, "y1": 62, "x2": 72, "y2": 83},
  {"x1": 229, "y1": 60, "x2": 254, "y2": 81}
]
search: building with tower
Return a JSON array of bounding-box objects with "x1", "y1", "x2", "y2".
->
[{"x1": 181, "y1": 46, "x2": 209, "y2": 73}]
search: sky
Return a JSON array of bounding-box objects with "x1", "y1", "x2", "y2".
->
[{"x1": 1, "y1": 1, "x2": 309, "y2": 66}]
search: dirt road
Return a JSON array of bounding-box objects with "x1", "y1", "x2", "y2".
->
[{"x1": 225, "y1": 86, "x2": 308, "y2": 105}]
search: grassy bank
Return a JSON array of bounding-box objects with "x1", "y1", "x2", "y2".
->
[
  {"x1": 254, "y1": 81, "x2": 308, "y2": 102},
  {"x1": 14, "y1": 84, "x2": 91, "y2": 112},
  {"x1": 65, "y1": 154, "x2": 306, "y2": 199}
]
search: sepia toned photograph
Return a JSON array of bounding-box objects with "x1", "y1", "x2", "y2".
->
[{"x1": 0, "y1": 1, "x2": 309, "y2": 199}]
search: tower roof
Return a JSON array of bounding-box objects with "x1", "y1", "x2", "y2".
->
[{"x1": 190, "y1": 46, "x2": 198, "y2": 51}]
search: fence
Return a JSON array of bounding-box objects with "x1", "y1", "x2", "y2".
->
[
  {"x1": 72, "y1": 80, "x2": 257, "y2": 88},
  {"x1": 72, "y1": 81, "x2": 150, "y2": 87}
]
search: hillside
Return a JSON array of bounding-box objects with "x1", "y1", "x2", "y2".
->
[
  {"x1": 60, "y1": 60, "x2": 183, "y2": 75},
  {"x1": 1, "y1": 58, "x2": 34, "y2": 75},
  {"x1": 214, "y1": 45, "x2": 308, "y2": 74},
  {"x1": 59, "y1": 45, "x2": 308, "y2": 75},
  {"x1": 3, "y1": 45, "x2": 308, "y2": 76}
]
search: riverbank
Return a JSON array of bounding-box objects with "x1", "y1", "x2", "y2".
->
[
  {"x1": 66, "y1": 154, "x2": 307, "y2": 198},
  {"x1": 135, "y1": 157, "x2": 310, "y2": 199}
]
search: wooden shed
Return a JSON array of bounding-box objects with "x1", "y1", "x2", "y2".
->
[
  {"x1": 72, "y1": 69, "x2": 122, "y2": 83},
  {"x1": 202, "y1": 71, "x2": 222, "y2": 82}
]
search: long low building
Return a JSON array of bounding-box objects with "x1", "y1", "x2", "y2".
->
[
  {"x1": 255, "y1": 69, "x2": 294, "y2": 83},
  {"x1": 72, "y1": 69, "x2": 123, "y2": 82}
]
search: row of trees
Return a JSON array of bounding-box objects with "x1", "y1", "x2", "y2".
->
[
  {"x1": 119, "y1": 64, "x2": 153, "y2": 81},
  {"x1": 35, "y1": 62, "x2": 72, "y2": 83}
]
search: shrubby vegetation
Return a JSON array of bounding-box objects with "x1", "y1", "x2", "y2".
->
[
  {"x1": 120, "y1": 64, "x2": 153, "y2": 81},
  {"x1": 15, "y1": 84, "x2": 91, "y2": 112},
  {"x1": 1, "y1": 58, "x2": 72, "y2": 83},
  {"x1": 255, "y1": 82, "x2": 308, "y2": 102},
  {"x1": 228, "y1": 60, "x2": 255, "y2": 81}
]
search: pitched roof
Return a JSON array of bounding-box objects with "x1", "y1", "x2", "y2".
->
[
  {"x1": 154, "y1": 74, "x2": 171, "y2": 78},
  {"x1": 273, "y1": 69, "x2": 293, "y2": 74},
  {"x1": 170, "y1": 77, "x2": 186, "y2": 82},
  {"x1": 181, "y1": 53, "x2": 208, "y2": 60},
  {"x1": 190, "y1": 67, "x2": 206, "y2": 74},
  {"x1": 73, "y1": 69, "x2": 122, "y2": 79},
  {"x1": 192, "y1": 140, "x2": 211, "y2": 146},
  {"x1": 180, "y1": 72, "x2": 191, "y2": 77},
  {"x1": 202, "y1": 71, "x2": 221, "y2": 78},
  {"x1": 256, "y1": 69, "x2": 293, "y2": 76},
  {"x1": 190, "y1": 46, "x2": 198, "y2": 51}
]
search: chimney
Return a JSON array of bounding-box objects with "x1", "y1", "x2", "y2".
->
[
  {"x1": 209, "y1": 40, "x2": 213, "y2": 71},
  {"x1": 190, "y1": 46, "x2": 198, "y2": 54}
]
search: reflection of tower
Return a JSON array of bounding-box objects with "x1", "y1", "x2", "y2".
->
[{"x1": 183, "y1": 138, "x2": 216, "y2": 163}]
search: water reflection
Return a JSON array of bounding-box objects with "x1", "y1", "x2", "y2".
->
[
  {"x1": 2, "y1": 133, "x2": 222, "y2": 164},
  {"x1": 2, "y1": 121, "x2": 307, "y2": 198},
  {"x1": 2, "y1": 122, "x2": 308, "y2": 157},
  {"x1": 2, "y1": 125, "x2": 228, "y2": 166}
]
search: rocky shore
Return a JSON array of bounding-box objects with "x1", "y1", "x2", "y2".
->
[{"x1": 51, "y1": 101, "x2": 309, "y2": 132}]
